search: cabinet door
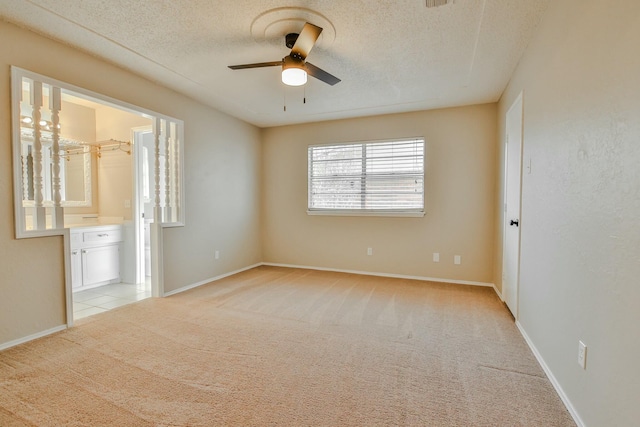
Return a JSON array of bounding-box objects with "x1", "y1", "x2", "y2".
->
[
  {"x1": 71, "y1": 249, "x2": 83, "y2": 289},
  {"x1": 81, "y1": 244, "x2": 120, "y2": 287}
]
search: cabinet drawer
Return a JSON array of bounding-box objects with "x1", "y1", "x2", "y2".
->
[{"x1": 83, "y1": 228, "x2": 122, "y2": 244}]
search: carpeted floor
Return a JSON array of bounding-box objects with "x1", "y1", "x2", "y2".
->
[{"x1": 0, "y1": 266, "x2": 575, "y2": 426}]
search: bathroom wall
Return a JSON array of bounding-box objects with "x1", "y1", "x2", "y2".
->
[{"x1": 95, "y1": 106, "x2": 151, "y2": 221}]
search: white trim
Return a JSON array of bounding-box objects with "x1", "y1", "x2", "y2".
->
[
  {"x1": 309, "y1": 136, "x2": 425, "y2": 149},
  {"x1": 63, "y1": 229, "x2": 74, "y2": 327},
  {"x1": 11, "y1": 67, "x2": 28, "y2": 239},
  {"x1": 0, "y1": 325, "x2": 67, "y2": 352},
  {"x1": 307, "y1": 210, "x2": 425, "y2": 218},
  {"x1": 261, "y1": 262, "x2": 495, "y2": 288},
  {"x1": 308, "y1": 137, "x2": 425, "y2": 214},
  {"x1": 493, "y1": 283, "x2": 503, "y2": 301},
  {"x1": 502, "y1": 90, "x2": 524, "y2": 319},
  {"x1": 11, "y1": 66, "x2": 187, "y2": 238},
  {"x1": 516, "y1": 321, "x2": 585, "y2": 427},
  {"x1": 163, "y1": 263, "x2": 263, "y2": 297},
  {"x1": 132, "y1": 127, "x2": 148, "y2": 285},
  {"x1": 150, "y1": 222, "x2": 164, "y2": 297},
  {"x1": 166, "y1": 261, "x2": 500, "y2": 298}
]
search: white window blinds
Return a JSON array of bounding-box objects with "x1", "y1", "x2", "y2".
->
[{"x1": 308, "y1": 138, "x2": 425, "y2": 214}]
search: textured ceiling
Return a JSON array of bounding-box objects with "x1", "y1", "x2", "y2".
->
[{"x1": 0, "y1": 0, "x2": 549, "y2": 128}]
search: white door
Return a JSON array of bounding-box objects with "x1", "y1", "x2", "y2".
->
[{"x1": 503, "y1": 92, "x2": 524, "y2": 318}]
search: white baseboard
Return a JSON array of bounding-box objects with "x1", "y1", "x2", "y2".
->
[
  {"x1": 261, "y1": 262, "x2": 495, "y2": 289},
  {"x1": 492, "y1": 284, "x2": 503, "y2": 300},
  {"x1": 0, "y1": 263, "x2": 498, "y2": 351},
  {"x1": 0, "y1": 324, "x2": 67, "y2": 352},
  {"x1": 166, "y1": 262, "x2": 501, "y2": 301},
  {"x1": 515, "y1": 321, "x2": 585, "y2": 427},
  {"x1": 163, "y1": 263, "x2": 263, "y2": 297}
]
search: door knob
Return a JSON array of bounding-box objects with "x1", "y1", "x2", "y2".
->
[{"x1": 510, "y1": 219, "x2": 519, "y2": 227}]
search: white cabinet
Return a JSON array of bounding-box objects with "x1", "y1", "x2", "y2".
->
[
  {"x1": 82, "y1": 245, "x2": 120, "y2": 287},
  {"x1": 70, "y1": 225, "x2": 123, "y2": 291},
  {"x1": 70, "y1": 248, "x2": 83, "y2": 290}
]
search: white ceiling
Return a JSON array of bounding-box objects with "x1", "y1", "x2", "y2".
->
[{"x1": 0, "y1": 0, "x2": 549, "y2": 128}]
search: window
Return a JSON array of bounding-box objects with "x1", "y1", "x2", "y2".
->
[{"x1": 308, "y1": 138, "x2": 425, "y2": 216}]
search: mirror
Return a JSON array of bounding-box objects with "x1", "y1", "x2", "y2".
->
[{"x1": 20, "y1": 128, "x2": 92, "y2": 207}]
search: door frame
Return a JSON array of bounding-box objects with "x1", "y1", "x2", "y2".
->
[
  {"x1": 132, "y1": 126, "x2": 153, "y2": 285},
  {"x1": 502, "y1": 91, "x2": 524, "y2": 319}
]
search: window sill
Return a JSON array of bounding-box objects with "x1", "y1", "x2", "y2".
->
[{"x1": 307, "y1": 210, "x2": 425, "y2": 218}]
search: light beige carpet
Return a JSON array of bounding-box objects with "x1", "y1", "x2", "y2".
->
[{"x1": 0, "y1": 266, "x2": 575, "y2": 426}]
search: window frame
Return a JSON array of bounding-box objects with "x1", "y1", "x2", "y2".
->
[{"x1": 307, "y1": 137, "x2": 426, "y2": 217}]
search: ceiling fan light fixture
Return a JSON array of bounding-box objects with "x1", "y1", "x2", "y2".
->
[
  {"x1": 229, "y1": 23, "x2": 340, "y2": 87},
  {"x1": 282, "y1": 65, "x2": 307, "y2": 86}
]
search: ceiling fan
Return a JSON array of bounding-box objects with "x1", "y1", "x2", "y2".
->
[{"x1": 228, "y1": 22, "x2": 341, "y2": 87}]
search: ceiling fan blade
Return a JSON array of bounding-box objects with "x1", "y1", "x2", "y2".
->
[
  {"x1": 305, "y1": 62, "x2": 341, "y2": 86},
  {"x1": 291, "y1": 23, "x2": 322, "y2": 60},
  {"x1": 228, "y1": 61, "x2": 282, "y2": 70}
]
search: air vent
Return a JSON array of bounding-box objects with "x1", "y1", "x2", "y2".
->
[{"x1": 426, "y1": 0, "x2": 452, "y2": 7}]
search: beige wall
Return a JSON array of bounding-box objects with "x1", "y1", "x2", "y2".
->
[
  {"x1": 496, "y1": 1, "x2": 640, "y2": 425},
  {"x1": 95, "y1": 107, "x2": 151, "y2": 221},
  {"x1": 0, "y1": 19, "x2": 262, "y2": 344},
  {"x1": 162, "y1": 100, "x2": 263, "y2": 293},
  {"x1": 95, "y1": 105, "x2": 150, "y2": 142},
  {"x1": 97, "y1": 150, "x2": 133, "y2": 220},
  {"x1": 262, "y1": 105, "x2": 497, "y2": 283},
  {"x1": 58, "y1": 100, "x2": 96, "y2": 142},
  {"x1": 7, "y1": 5, "x2": 637, "y2": 423}
]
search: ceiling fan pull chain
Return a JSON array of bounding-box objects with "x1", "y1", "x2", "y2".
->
[
  {"x1": 283, "y1": 89, "x2": 287, "y2": 112},
  {"x1": 304, "y1": 86, "x2": 306, "y2": 104}
]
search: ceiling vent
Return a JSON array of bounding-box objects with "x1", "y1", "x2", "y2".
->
[{"x1": 425, "y1": 0, "x2": 452, "y2": 7}]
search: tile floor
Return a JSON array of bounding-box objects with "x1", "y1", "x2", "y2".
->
[{"x1": 73, "y1": 279, "x2": 151, "y2": 320}]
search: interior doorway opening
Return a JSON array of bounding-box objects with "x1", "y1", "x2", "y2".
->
[{"x1": 69, "y1": 104, "x2": 154, "y2": 320}]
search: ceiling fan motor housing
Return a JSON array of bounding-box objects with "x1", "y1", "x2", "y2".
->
[
  {"x1": 285, "y1": 33, "x2": 299, "y2": 49},
  {"x1": 283, "y1": 54, "x2": 305, "y2": 70}
]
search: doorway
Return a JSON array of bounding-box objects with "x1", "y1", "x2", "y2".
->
[
  {"x1": 502, "y1": 92, "x2": 524, "y2": 319},
  {"x1": 133, "y1": 128, "x2": 156, "y2": 285},
  {"x1": 70, "y1": 103, "x2": 154, "y2": 320}
]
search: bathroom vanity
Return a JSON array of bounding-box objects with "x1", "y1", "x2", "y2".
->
[{"x1": 69, "y1": 224, "x2": 123, "y2": 291}]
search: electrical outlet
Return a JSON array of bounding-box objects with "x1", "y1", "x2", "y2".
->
[
  {"x1": 433, "y1": 252, "x2": 440, "y2": 262},
  {"x1": 215, "y1": 250, "x2": 220, "y2": 260},
  {"x1": 454, "y1": 255, "x2": 461, "y2": 265},
  {"x1": 124, "y1": 199, "x2": 131, "y2": 208},
  {"x1": 367, "y1": 247, "x2": 373, "y2": 256},
  {"x1": 578, "y1": 341, "x2": 587, "y2": 369}
]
